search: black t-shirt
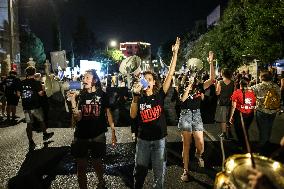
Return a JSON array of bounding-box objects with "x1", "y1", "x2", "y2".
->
[
  {"x1": 0, "y1": 79, "x2": 4, "y2": 94},
  {"x1": 75, "y1": 89, "x2": 110, "y2": 139},
  {"x1": 3, "y1": 75, "x2": 21, "y2": 96},
  {"x1": 218, "y1": 80, "x2": 234, "y2": 106},
  {"x1": 117, "y1": 87, "x2": 129, "y2": 104},
  {"x1": 137, "y1": 88, "x2": 167, "y2": 141},
  {"x1": 106, "y1": 86, "x2": 119, "y2": 109},
  {"x1": 180, "y1": 83, "x2": 204, "y2": 110},
  {"x1": 20, "y1": 78, "x2": 42, "y2": 110}
]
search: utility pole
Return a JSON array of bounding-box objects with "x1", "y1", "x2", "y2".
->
[{"x1": 8, "y1": 0, "x2": 14, "y2": 63}]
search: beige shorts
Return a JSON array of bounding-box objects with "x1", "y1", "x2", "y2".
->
[{"x1": 24, "y1": 108, "x2": 44, "y2": 124}]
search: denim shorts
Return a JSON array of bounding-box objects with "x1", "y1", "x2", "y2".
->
[{"x1": 178, "y1": 109, "x2": 203, "y2": 132}]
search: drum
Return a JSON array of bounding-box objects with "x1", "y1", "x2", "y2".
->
[{"x1": 214, "y1": 153, "x2": 284, "y2": 189}]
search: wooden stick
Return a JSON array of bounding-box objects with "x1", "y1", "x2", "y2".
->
[{"x1": 240, "y1": 112, "x2": 255, "y2": 168}]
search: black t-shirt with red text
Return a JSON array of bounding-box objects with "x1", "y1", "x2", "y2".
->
[
  {"x1": 137, "y1": 89, "x2": 167, "y2": 141},
  {"x1": 75, "y1": 90, "x2": 110, "y2": 139},
  {"x1": 20, "y1": 78, "x2": 42, "y2": 110},
  {"x1": 180, "y1": 83, "x2": 205, "y2": 110}
]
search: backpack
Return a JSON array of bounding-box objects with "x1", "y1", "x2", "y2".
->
[{"x1": 263, "y1": 88, "x2": 280, "y2": 110}]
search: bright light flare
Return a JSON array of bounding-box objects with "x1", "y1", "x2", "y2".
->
[{"x1": 110, "y1": 40, "x2": 117, "y2": 47}]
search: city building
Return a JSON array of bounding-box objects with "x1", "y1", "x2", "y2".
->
[
  {"x1": 0, "y1": 0, "x2": 20, "y2": 72},
  {"x1": 120, "y1": 41, "x2": 151, "y2": 71},
  {"x1": 206, "y1": 0, "x2": 228, "y2": 28}
]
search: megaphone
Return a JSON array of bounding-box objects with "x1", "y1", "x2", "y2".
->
[
  {"x1": 62, "y1": 81, "x2": 83, "y2": 91},
  {"x1": 119, "y1": 55, "x2": 142, "y2": 76}
]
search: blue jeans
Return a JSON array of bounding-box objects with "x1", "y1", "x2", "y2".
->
[
  {"x1": 134, "y1": 137, "x2": 166, "y2": 189},
  {"x1": 256, "y1": 110, "x2": 276, "y2": 146}
]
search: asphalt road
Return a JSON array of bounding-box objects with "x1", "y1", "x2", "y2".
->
[{"x1": 0, "y1": 88, "x2": 283, "y2": 189}]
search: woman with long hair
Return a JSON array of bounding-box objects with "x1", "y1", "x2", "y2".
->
[
  {"x1": 229, "y1": 78, "x2": 256, "y2": 152},
  {"x1": 68, "y1": 69, "x2": 117, "y2": 189},
  {"x1": 130, "y1": 37, "x2": 180, "y2": 189},
  {"x1": 178, "y1": 51, "x2": 215, "y2": 182},
  {"x1": 215, "y1": 68, "x2": 235, "y2": 139}
]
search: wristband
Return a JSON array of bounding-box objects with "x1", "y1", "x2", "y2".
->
[{"x1": 133, "y1": 93, "x2": 140, "y2": 97}]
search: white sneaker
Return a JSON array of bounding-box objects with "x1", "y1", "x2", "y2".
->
[
  {"x1": 181, "y1": 169, "x2": 190, "y2": 182},
  {"x1": 131, "y1": 133, "x2": 136, "y2": 141},
  {"x1": 195, "y1": 154, "x2": 204, "y2": 168}
]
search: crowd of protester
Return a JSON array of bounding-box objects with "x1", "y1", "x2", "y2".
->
[{"x1": 0, "y1": 37, "x2": 284, "y2": 188}]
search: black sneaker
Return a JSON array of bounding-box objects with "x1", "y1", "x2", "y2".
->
[
  {"x1": 29, "y1": 141, "x2": 36, "y2": 151},
  {"x1": 43, "y1": 132, "x2": 54, "y2": 141}
]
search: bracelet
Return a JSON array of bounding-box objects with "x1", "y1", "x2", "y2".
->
[
  {"x1": 133, "y1": 93, "x2": 140, "y2": 97},
  {"x1": 72, "y1": 109, "x2": 79, "y2": 113}
]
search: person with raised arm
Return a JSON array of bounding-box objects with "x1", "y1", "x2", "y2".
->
[
  {"x1": 130, "y1": 37, "x2": 180, "y2": 189},
  {"x1": 178, "y1": 51, "x2": 215, "y2": 182}
]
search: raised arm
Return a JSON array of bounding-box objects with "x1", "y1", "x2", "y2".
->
[
  {"x1": 163, "y1": 37, "x2": 180, "y2": 93},
  {"x1": 130, "y1": 82, "x2": 142, "y2": 119},
  {"x1": 203, "y1": 51, "x2": 215, "y2": 90}
]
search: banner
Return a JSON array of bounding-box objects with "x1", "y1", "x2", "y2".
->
[{"x1": 50, "y1": 50, "x2": 67, "y2": 72}]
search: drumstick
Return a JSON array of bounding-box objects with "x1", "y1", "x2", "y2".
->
[{"x1": 240, "y1": 112, "x2": 256, "y2": 168}]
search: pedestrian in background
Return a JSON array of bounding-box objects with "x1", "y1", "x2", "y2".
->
[
  {"x1": 19, "y1": 66, "x2": 54, "y2": 150},
  {"x1": 0, "y1": 76, "x2": 7, "y2": 118},
  {"x1": 130, "y1": 37, "x2": 180, "y2": 189},
  {"x1": 251, "y1": 70, "x2": 281, "y2": 152},
  {"x1": 215, "y1": 68, "x2": 235, "y2": 139},
  {"x1": 3, "y1": 70, "x2": 21, "y2": 122}
]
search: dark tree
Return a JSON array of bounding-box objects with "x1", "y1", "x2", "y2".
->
[
  {"x1": 72, "y1": 16, "x2": 100, "y2": 63},
  {"x1": 20, "y1": 28, "x2": 46, "y2": 64}
]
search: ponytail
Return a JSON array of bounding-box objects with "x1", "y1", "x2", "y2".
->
[{"x1": 239, "y1": 78, "x2": 248, "y2": 104}]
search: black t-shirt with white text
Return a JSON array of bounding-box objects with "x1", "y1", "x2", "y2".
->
[
  {"x1": 3, "y1": 75, "x2": 21, "y2": 96},
  {"x1": 137, "y1": 88, "x2": 167, "y2": 141},
  {"x1": 180, "y1": 83, "x2": 205, "y2": 110},
  {"x1": 20, "y1": 78, "x2": 42, "y2": 110},
  {"x1": 75, "y1": 89, "x2": 110, "y2": 139}
]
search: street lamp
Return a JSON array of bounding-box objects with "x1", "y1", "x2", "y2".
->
[
  {"x1": 110, "y1": 40, "x2": 117, "y2": 48},
  {"x1": 106, "y1": 40, "x2": 117, "y2": 51}
]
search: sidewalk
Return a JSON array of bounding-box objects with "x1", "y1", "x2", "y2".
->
[{"x1": 203, "y1": 113, "x2": 284, "y2": 144}]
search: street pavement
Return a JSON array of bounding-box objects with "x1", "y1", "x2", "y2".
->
[{"x1": 0, "y1": 90, "x2": 283, "y2": 189}]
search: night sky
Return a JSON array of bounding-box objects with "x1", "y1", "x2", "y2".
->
[{"x1": 20, "y1": 0, "x2": 220, "y2": 53}]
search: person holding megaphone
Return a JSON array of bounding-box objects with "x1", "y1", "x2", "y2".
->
[
  {"x1": 130, "y1": 37, "x2": 180, "y2": 189},
  {"x1": 67, "y1": 69, "x2": 117, "y2": 189}
]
